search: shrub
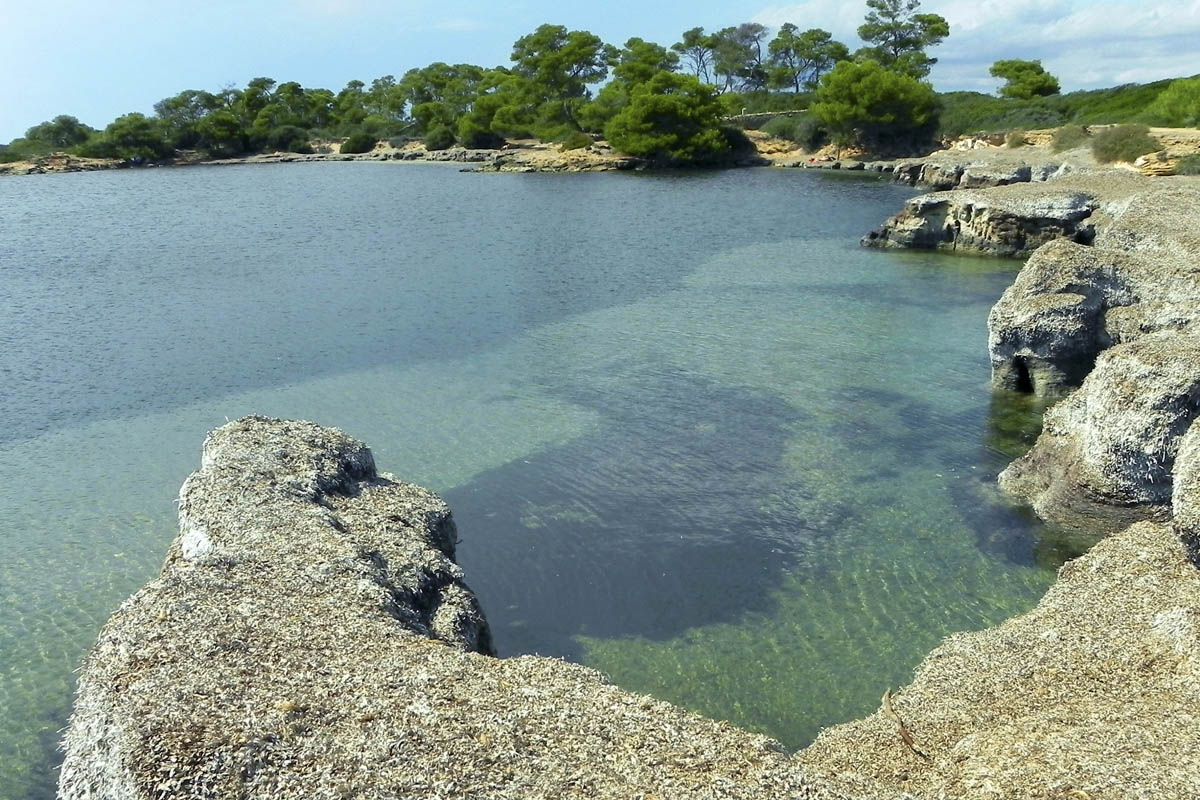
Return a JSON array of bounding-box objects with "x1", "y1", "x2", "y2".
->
[
  {"x1": 761, "y1": 115, "x2": 827, "y2": 151},
  {"x1": 266, "y1": 126, "x2": 312, "y2": 153},
  {"x1": 1142, "y1": 76, "x2": 1200, "y2": 127},
  {"x1": 1176, "y1": 154, "x2": 1200, "y2": 175},
  {"x1": 1091, "y1": 124, "x2": 1160, "y2": 163},
  {"x1": 720, "y1": 126, "x2": 756, "y2": 159},
  {"x1": 604, "y1": 72, "x2": 730, "y2": 165},
  {"x1": 457, "y1": 117, "x2": 506, "y2": 149},
  {"x1": 423, "y1": 125, "x2": 457, "y2": 151},
  {"x1": 340, "y1": 131, "x2": 378, "y2": 154},
  {"x1": 812, "y1": 60, "x2": 939, "y2": 152},
  {"x1": 1005, "y1": 131, "x2": 1027, "y2": 148},
  {"x1": 1050, "y1": 124, "x2": 1089, "y2": 152},
  {"x1": 560, "y1": 131, "x2": 593, "y2": 151}
]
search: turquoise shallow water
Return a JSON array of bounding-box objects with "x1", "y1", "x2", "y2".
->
[{"x1": 0, "y1": 163, "x2": 1067, "y2": 798}]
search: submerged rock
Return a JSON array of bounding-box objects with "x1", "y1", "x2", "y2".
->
[{"x1": 58, "y1": 416, "x2": 882, "y2": 800}]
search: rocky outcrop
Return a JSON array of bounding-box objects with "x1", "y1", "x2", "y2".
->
[
  {"x1": 800, "y1": 519, "x2": 1200, "y2": 799},
  {"x1": 998, "y1": 333, "x2": 1200, "y2": 532},
  {"x1": 988, "y1": 180, "x2": 1200, "y2": 396},
  {"x1": 861, "y1": 188, "x2": 1096, "y2": 257},
  {"x1": 890, "y1": 158, "x2": 1062, "y2": 190},
  {"x1": 0, "y1": 153, "x2": 125, "y2": 176},
  {"x1": 62, "y1": 417, "x2": 1200, "y2": 800},
  {"x1": 58, "y1": 416, "x2": 887, "y2": 800}
]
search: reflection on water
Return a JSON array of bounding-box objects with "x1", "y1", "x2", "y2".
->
[{"x1": 0, "y1": 164, "x2": 1060, "y2": 797}]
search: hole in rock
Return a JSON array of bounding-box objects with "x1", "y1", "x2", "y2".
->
[{"x1": 1013, "y1": 356, "x2": 1035, "y2": 393}]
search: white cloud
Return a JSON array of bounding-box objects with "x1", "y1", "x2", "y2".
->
[{"x1": 753, "y1": 0, "x2": 1200, "y2": 91}]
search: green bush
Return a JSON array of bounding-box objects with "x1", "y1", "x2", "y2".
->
[
  {"x1": 604, "y1": 72, "x2": 729, "y2": 165},
  {"x1": 760, "y1": 115, "x2": 827, "y2": 151},
  {"x1": 423, "y1": 125, "x2": 457, "y2": 151},
  {"x1": 560, "y1": 131, "x2": 593, "y2": 151},
  {"x1": 720, "y1": 126, "x2": 756, "y2": 158},
  {"x1": 1176, "y1": 154, "x2": 1200, "y2": 175},
  {"x1": 457, "y1": 117, "x2": 506, "y2": 149},
  {"x1": 266, "y1": 126, "x2": 312, "y2": 153},
  {"x1": 1050, "y1": 124, "x2": 1089, "y2": 152},
  {"x1": 1091, "y1": 124, "x2": 1160, "y2": 163},
  {"x1": 340, "y1": 131, "x2": 378, "y2": 154},
  {"x1": 1005, "y1": 131, "x2": 1027, "y2": 148},
  {"x1": 1143, "y1": 76, "x2": 1200, "y2": 127}
]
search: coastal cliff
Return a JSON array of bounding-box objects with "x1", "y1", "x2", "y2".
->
[{"x1": 61, "y1": 417, "x2": 1200, "y2": 799}]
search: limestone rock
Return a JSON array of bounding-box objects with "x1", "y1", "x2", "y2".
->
[
  {"x1": 987, "y1": 238, "x2": 1130, "y2": 394},
  {"x1": 998, "y1": 333, "x2": 1200, "y2": 531},
  {"x1": 58, "y1": 416, "x2": 884, "y2": 800},
  {"x1": 800, "y1": 520, "x2": 1200, "y2": 800},
  {"x1": 861, "y1": 189, "x2": 1096, "y2": 257},
  {"x1": 988, "y1": 179, "x2": 1200, "y2": 397}
]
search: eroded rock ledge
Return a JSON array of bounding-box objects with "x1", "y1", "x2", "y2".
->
[{"x1": 62, "y1": 417, "x2": 1200, "y2": 799}]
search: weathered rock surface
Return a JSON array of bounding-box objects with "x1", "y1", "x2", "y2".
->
[
  {"x1": 62, "y1": 417, "x2": 1200, "y2": 799},
  {"x1": 998, "y1": 333, "x2": 1200, "y2": 532},
  {"x1": 890, "y1": 155, "x2": 1064, "y2": 190},
  {"x1": 861, "y1": 188, "x2": 1097, "y2": 257},
  {"x1": 988, "y1": 179, "x2": 1200, "y2": 396},
  {"x1": 58, "y1": 416, "x2": 887, "y2": 800},
  {"x1": 800, "y1": 519, "x2": 1200, "y2": 799}
]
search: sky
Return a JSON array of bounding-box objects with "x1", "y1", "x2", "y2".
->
[{"x1": 2, "y1": 0, "x2": 1199, "y2": 142}]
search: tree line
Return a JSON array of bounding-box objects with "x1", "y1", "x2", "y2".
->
[{"x1": 1, "y1": 1, "x2": 1084, "y2": 166}]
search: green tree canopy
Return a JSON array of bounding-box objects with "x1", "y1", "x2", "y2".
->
[
  {"x1": 989, "y1": 59, "x2": 1061, "y2": 99},
  {"x1": 671, "y1": 27, "x2": 717, "y2": 84},
  {"x1": 86, "y1": 113, "x2": 173, "y2": 161},
  {"x1": 856, "y1": 0, "x2": 949, "y2": 78},
  {"x1": 579, "y1": 38, "x2": 680, "y2": 132},
  {"x1": 24, "y1": 115, "x2": 95, "y2": 149},
  {"x1": 1143, "y1": 76, "x2": 1200, "y2": 127},
  {"x1": 400, "y1": 62, "x2": 487, "y2": 133},
  {"x1": 612, "y1": 37, "x2": 680, "y2": 86},
  {"x1": 812, "y1": 59, "x2": 938, "y2": 148},
  {"x1": 505, "y1": 24, "x2": 618, "y2": 136},
  {"x1": 711, "y1": 23, "x2": 771, "y2": 92},
  {"x1": 768, "y1": 24, "x2": 849, "y2": 92},
  {"x1": 604, "y1": 71, "x2": 729, "y2": 164}
]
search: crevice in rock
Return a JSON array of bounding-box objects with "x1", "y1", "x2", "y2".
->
[{"x1": 1013, "y1": 356, "x2": 1034, "y2": 393}]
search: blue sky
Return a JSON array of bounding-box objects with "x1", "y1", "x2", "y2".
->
[{"x1": 3, "y1": 0, "x2": 1199, "y2": 142}]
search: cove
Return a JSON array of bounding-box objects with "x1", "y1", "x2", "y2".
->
[{"x1": 0, "y1": 163, "x2": 1067, "y2": 799}]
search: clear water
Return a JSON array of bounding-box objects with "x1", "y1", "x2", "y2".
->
[{"x1": 0, "y1": 163, "x2": 1071, "y2": 799}]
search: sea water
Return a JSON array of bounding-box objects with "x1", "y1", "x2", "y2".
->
[{"x1": 0, "y1": 163, "x2": 1074, "y2": 798}]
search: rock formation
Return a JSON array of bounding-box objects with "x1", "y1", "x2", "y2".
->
[
  {"x1": 998, "y1": 333, "x2": 1200, "y2": 532},
  {"x1": 861, "y1": 188, "x2": 1096, "y2": 257},
  {"x1": 57, "y1": 416, "x2": 884, "y2": 800},
  {"x1": 863, "y1": 163, "x2": 1200, "y2": 538},
  {"x1": 61, "y1": 417, "x2": 1200, "y2": 799},
  {"x1": 800, "y1": 519, "x2": 1200, "y2": 798},
  {"x1": 988, "y1": 179, "x2": 1200, "y2": 396}
]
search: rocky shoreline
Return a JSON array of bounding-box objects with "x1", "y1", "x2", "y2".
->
[{"x1": 59, "y1": 157, "x2": 1200, "y2": 799}]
